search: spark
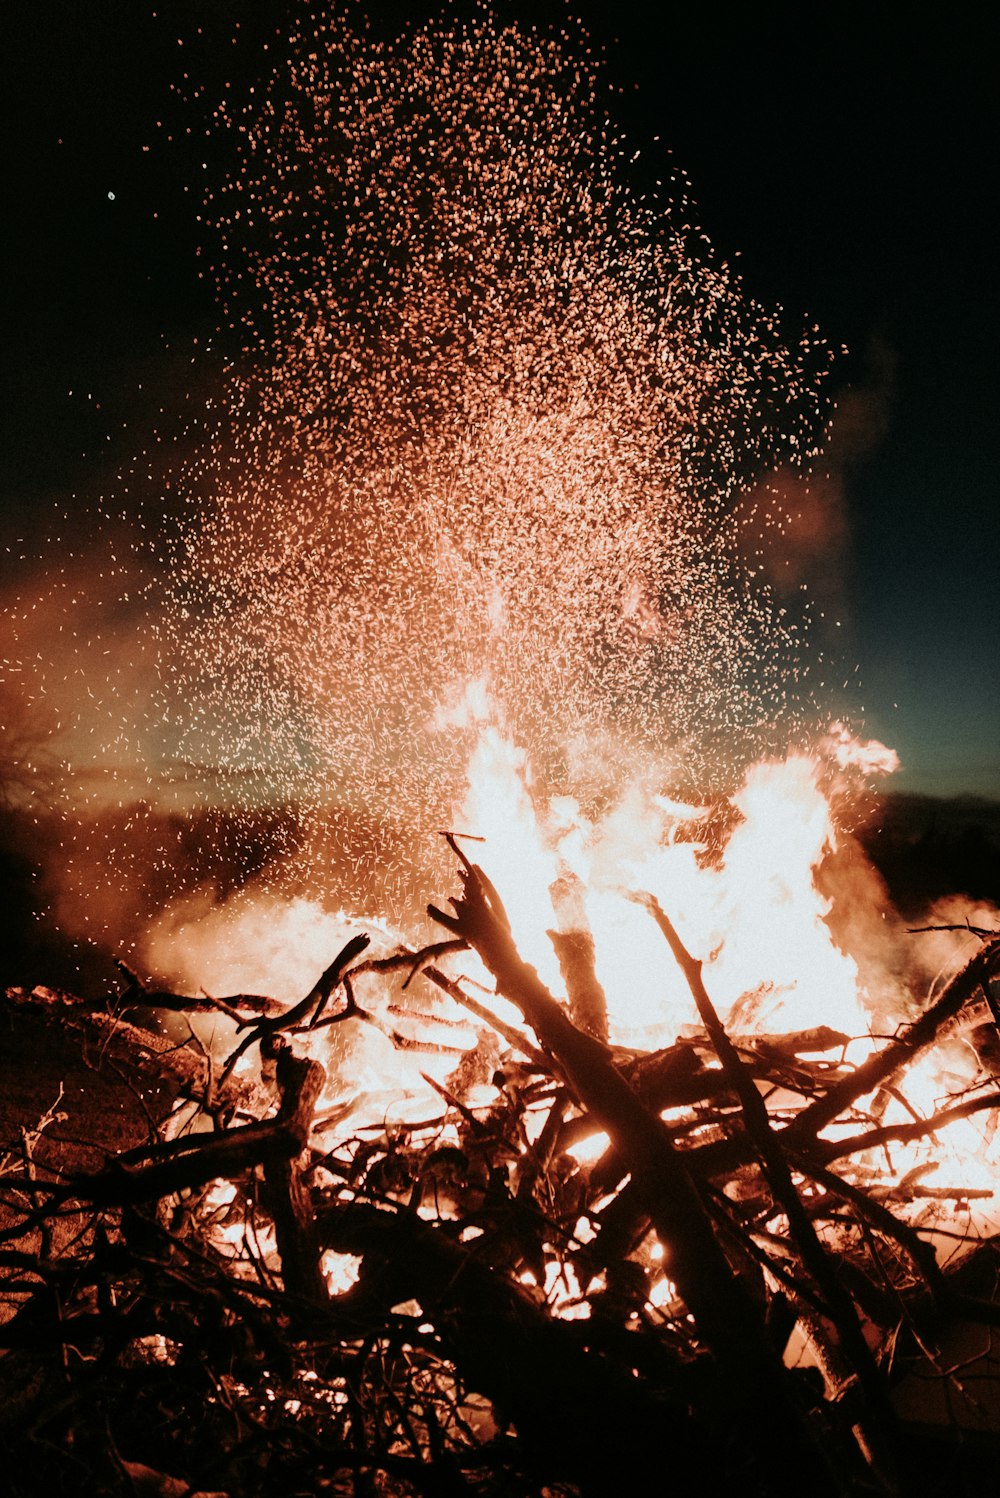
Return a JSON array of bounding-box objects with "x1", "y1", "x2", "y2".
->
[
  {"x1": 153, "y1": 11, "x2": 833, "y2": 900},
  {"x1": 4, "y1": 10, "x2": 838, "y2": 939}
]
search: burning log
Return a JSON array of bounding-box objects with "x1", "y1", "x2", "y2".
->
[
  {"x1": 548, "y1": 872, "x2": 610, "y2": 1044},
  {"x1": 428, "y1": 857, "x2": 854, "y2": 1490}
]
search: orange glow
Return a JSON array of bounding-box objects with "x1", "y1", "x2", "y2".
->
[{"x1": 145, "y1": 694, "x2": 998, "y2": 1252}]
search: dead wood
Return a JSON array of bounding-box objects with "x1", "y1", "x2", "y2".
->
[
  {"x1": 2, "y1": 984, "x2": 264, "y2": 1119},
  {"x1": 216, "y1": 932, "x2": 370, "y2": 1089},
  {"x1": 316, "y1": 1198, "x2": 709, "y2": 1493},
  {"x1": 429, "y1": 861, "x2": 848, "y2": 1495},
  {"x1": 4, "y1": 858, "x2": 1000, "y2": 1496},
  {"x1": 50, "y1": 1039, "x2": 323, "y2": 1223},
  {"x1": 259, "y1": 1041, "x2": 328, "y2": 1305},
  {"x1": 114, "y1": 960, "x2": 283, "y2": 1021},
  {"x1": 784, "y1": 936, "x2": 1000, "y2": 1146},
  {"x1": 633, "y1": 891, "x2": 898, "y2": 1465}
]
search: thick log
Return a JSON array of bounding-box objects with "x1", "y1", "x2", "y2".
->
[
  {"x1": 430, "y1": 862, "x2": 845, "y2": 1496},
  {"x1": 260, "y1": 1042, "x2": 329, "y2": 1305},
  {"x1": 548, "y1": 871, "x2": 609, "y2": 1043}
]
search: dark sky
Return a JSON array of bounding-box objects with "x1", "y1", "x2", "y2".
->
[{"x1": 3, "y1": 1, "x2": 997, "y2": 800}]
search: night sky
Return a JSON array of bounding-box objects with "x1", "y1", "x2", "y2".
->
[{"x1": 3, "y1": 1, "x2": 997, "y2": 801}]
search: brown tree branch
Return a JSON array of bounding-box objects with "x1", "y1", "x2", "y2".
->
[
  {"x1": 429, "y1": 861, "x2": 845, "y2": 1495},
  {"x1": 783, "y1": 937, "x2": 1000, "y2": 1147}
]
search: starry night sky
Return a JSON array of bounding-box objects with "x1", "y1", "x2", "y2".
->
[{"x1": 3, "y1": 1, "x2": 997, "y2": 800}]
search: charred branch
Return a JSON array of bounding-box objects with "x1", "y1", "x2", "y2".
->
[
  {"x1": 4, "y1": 858, "x2": 999, "y2": 1496},
  {"x1": 784, "y1": 937, "x2": 1000, "y2": 1146},
  {"x1": 429, "y1": 862, "x2": 848, "y2": 1493}
]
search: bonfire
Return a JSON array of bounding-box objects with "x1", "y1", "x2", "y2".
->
[
  {"x1": 4, "y1": 10, "x2": 998, "y2": 1497},
  {"x1": 3, "y1": 734, "x2": 1000, "y2": 1496}
]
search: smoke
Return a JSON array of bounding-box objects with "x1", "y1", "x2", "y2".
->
[
  {"x1": 2, "y1": 557, "x2": 159, "y2": 808},
  {"x1": 909, "y1": 895, "x2": 1000, "y2": 986},
  {"x1": 141, "y1": 888, "x2": 376, "y2": 1004}
]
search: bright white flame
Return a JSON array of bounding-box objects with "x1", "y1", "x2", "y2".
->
[
  {"x1": 322, "y1": 1251, "x2": 363, "y2": 1295},
  {"x1": 458, "y1": 710, "x2": 871, "y2": 1045},
  {"x1": 820, "y1": 720, "x2": 900, "y2": 778},
  {"x1": 459, "y1": 724, "x2": 565, "y2": 992}
]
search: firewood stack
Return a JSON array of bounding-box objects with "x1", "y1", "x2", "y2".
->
[{"x1": 2, "y1": 851, "x2": 999, "y2": 1497}]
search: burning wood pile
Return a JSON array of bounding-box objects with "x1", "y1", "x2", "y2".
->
[{"x1": 2, "y1": 835, "x2": 1000, "y2": 1497}]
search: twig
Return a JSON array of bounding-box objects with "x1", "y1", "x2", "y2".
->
[
  {"x1": 216, "y1": 934, "x2": 370, "y2": 1090},
  {"x1": 784, "y1": 937, "x2": 1000, "y2": 1147}
]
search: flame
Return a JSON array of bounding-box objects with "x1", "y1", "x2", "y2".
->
[
  {"x1": 143, "y1": 686, "x2": 998, "y2": 1253},
  {"x1": 454, "y1": 697, "x2": 870, "y2": 1046},
  {"x1": 820, "y1": 720, "x2": 900, "y2": 778},
  {"x1": 446, "y1": 698, "x2": 1000, "y2": 1244},
  {"x1": 139, "y1": 701, "x2": 890, "y2": 1078},
  {"x1": 141, "y1": 889, "x2": 479, "y2": 1124},
  {"x1": 459, "y1": 724, "x2": 565, "y2": 993}
]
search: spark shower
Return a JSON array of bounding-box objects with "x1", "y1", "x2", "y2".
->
[{"x1": 155, "y1": 10, "x2": 837, "y2": 876}]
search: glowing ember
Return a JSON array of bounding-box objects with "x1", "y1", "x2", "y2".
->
[{"x1": 155, "y1": 10, "x2": 834, "y2": 877}]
